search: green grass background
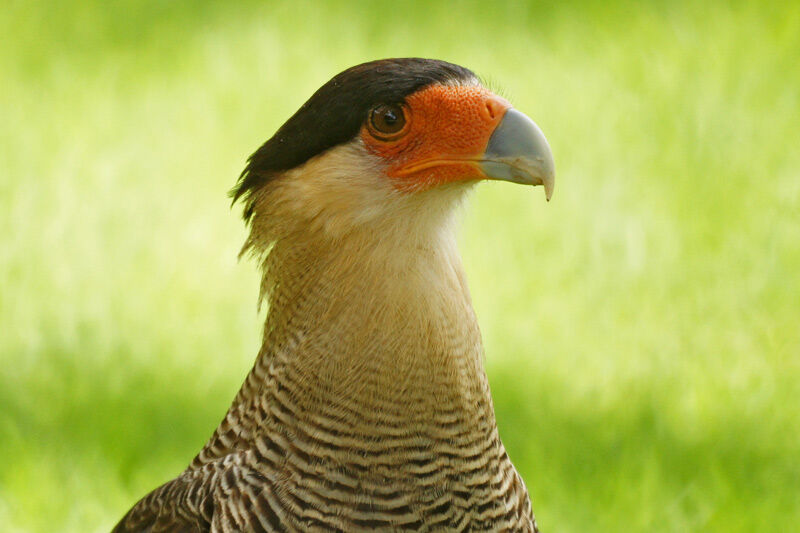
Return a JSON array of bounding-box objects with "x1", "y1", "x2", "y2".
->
[{"x1": 2, "y1": 1, "x2": 798, "y2": 531}]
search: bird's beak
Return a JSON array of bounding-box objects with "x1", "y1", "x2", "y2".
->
[{"x1": 479, "y1": 109, "x2": 555, "y2": 201}]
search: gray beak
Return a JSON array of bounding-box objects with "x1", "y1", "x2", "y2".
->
[{"x1": 479, "y1": 109, "x2": 556, "y2": 200}]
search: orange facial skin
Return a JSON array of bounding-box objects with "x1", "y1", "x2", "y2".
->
[{"x1": 360, "y1": 85, "x2": 511, "y2": 192}]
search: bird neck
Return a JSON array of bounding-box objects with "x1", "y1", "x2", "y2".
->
[
  {"x1": 261, "y1": 224, "x2": 489, "y2": 418},
  {"x1": 194, "y1": 220, "x2": 499, "y2": 467}
]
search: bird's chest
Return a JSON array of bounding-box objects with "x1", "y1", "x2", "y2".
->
[{"x1": 256, "y1": 431, "x2": 535, "y2": 532}]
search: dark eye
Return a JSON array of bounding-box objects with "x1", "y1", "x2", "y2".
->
[{"x1": 369, "y1": 104, "x2": 407, "y2": 138}]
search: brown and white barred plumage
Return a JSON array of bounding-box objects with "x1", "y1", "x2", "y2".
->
[{"x1": 113, "y1": 58, "x2": 552, "y2": 532}]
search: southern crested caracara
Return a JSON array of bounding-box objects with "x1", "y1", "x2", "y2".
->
[{"x1": 113, "y1": 58, "x2": 555, "y2": 532}]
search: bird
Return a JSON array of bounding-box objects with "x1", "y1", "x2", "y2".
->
[{"x1": 112, "y1": 58, "x2": 555, "y2": 532}]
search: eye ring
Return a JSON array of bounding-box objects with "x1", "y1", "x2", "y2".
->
[{"x1": 367, "y1": 103, "x2": 408, "y2": 140}]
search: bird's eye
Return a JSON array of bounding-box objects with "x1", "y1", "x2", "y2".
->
[{"x1": 368, "y1": 104, "x2": 407, "y2": 139}]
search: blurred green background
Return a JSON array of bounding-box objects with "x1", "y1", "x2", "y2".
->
[{"x1": 2, "y1": 1, "x2": 798, "y2": 531}]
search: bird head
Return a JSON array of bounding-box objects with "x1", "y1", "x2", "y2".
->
[{"x1": 233, "y1": 58, "x2": 554, "y2": 249}]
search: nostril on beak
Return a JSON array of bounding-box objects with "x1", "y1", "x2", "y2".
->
[{"x1": 484, "y1": 98, "x2": 507, "y2": 120}]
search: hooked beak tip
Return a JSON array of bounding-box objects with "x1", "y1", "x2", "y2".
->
[{"x1": 480, "y1": 108, "x2": 555, "y2": 201}]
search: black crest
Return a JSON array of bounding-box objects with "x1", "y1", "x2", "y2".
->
[{"x1": 231, "y1": 58, "x2": 476, "y2": 217}]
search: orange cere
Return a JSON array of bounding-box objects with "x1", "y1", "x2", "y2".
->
[{"x1": 360, "y1": 85, "x2": 511, "y2": 192}]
